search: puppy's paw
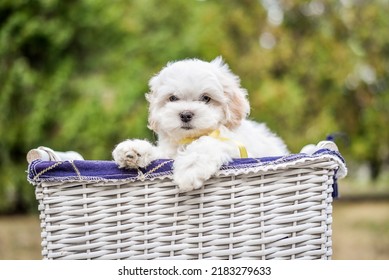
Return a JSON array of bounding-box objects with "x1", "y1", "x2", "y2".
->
[
  {"x1": 174, "y1": 172, "x2": 205, "y2": 192},
  {"x1": 173, "y1": 156, "x2": 216, "y2": 192},
  {"x1": 112, "y1": 139, "x2": 154, "y2": 169}
]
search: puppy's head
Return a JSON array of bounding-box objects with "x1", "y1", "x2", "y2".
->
[{"x1": 146, "y1": 57, "x2": 250, "y2": 141}]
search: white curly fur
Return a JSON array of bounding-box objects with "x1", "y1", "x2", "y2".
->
[{"x1": 112, "y1": 57, "x2": 289, "y2": 192}]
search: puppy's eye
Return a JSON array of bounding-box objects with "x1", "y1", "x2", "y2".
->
[
  {"x1": 200, "y1": 95, "x2": 211, "y2": 104},
  {"x1": 168, "y1": 95, "x2": 179, "y2": 102}
]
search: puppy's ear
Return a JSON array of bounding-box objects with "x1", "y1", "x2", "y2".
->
[
  {"x1": 211, "y1": 57, "x2": 250, "y2": 129},
  {"x1": 225, "y1": 87, "x2": 250, "y2": 129},
  {"x1": 145, "y1": 91, "x2": 159, "y2": 132},
  {"x1": 147, "y1": 117, "x2": 158, "y2": 132},
  {"x1": 146, "y1": 65, "x2": 167, "y2": 133}
]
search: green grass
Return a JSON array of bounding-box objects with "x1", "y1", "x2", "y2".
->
[
  {"x1": 0, "y1": 201, "x2": 388, "y2": 260},
  {"x1": 0, "y1": 215, "x2": 41, "y2": 260},
  {"x1": 332, "y1": 200, "x2": 389, "y2": 260}
]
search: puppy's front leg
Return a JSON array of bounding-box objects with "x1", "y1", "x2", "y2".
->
[
  {"x1": 112, "y1": 139, "x2": 158, "y2": 169},
  {"x1": 173, "y1": 137, "x2": 236, "y2": 192}
]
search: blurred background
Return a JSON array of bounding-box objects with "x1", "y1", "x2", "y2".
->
[{"x1": 0, "y1": 0, "x2": 388, "y2": 259}]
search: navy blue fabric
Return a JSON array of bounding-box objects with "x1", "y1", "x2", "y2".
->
[{"x1": 28, "y1": 149, "x2": 345, "y2": 187}]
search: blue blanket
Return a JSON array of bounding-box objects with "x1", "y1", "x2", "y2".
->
[{"x1": 28, "y1": 149, "x2": 346, "y2": 187}]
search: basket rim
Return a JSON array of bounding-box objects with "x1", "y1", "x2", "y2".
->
[{"x1": 27, "y1": 149, "x2": 347, "y2": 184}]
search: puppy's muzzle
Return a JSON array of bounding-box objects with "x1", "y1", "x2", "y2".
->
[{"x1": 180, "y1": 111, "x2": 194, "y2": 123}]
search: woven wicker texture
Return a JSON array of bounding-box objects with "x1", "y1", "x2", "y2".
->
[{"x1": 32, "y1": 155, "x2": 341, "y2": 260}]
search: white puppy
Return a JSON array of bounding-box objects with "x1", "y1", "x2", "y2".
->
[{"x1": 113, "y1": 57, "x2": 289, "y2": 192}]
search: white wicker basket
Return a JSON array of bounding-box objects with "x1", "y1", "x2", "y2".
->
[{"x1": 28, "y1": 145, "x2": 346, "y2": 260}]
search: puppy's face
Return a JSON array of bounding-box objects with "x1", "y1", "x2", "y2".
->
[{"x1": 146, "y1": 57, "x2": 250, "y2": 141}]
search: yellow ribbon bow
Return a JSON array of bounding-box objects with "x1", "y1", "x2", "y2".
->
[{"x1": 179, "y1": 129, "x2": 248, "y2": 158}]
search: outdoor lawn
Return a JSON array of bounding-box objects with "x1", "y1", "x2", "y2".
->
[{"x1": 1, "y1": 200, "x2": 388, "y2": 260}]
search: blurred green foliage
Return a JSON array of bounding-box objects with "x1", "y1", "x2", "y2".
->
[{"x1": 0, "y1": 0, "x2": 388, "y2": 213}]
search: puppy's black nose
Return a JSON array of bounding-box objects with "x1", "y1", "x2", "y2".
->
[{"x1": 180, "y1": 111, "x2": 194, "y2": 123}]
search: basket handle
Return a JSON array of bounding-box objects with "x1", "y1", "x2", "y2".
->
[{"x1": 27, "y1": 146, "x2": 84, "y2": 163}]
